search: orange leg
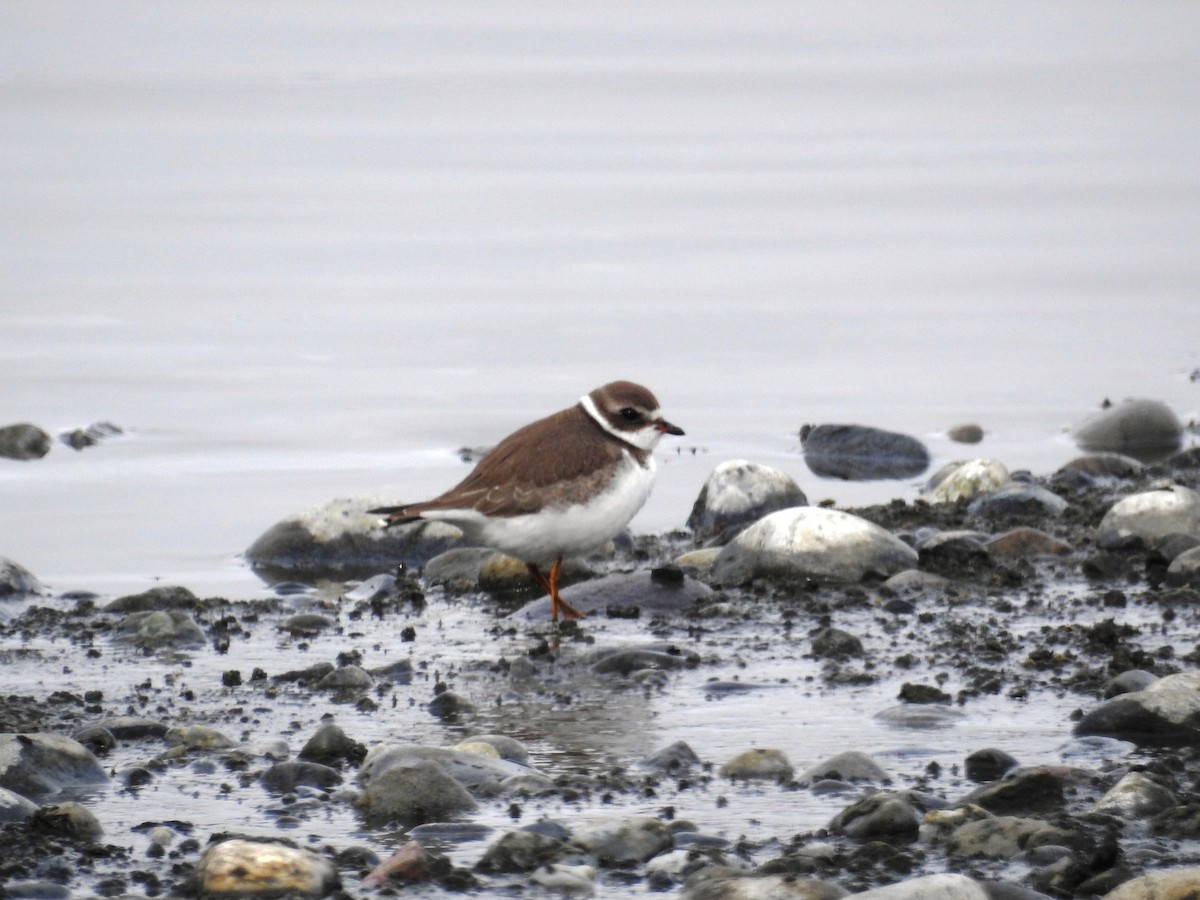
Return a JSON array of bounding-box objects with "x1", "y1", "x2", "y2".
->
[{"x1": 526, "y1": 558, "x2": 584, "y2": 621}]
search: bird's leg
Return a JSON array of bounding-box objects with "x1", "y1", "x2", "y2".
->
[{"x1": 527, "y1": 559, "x2": 584, "y2": 621}]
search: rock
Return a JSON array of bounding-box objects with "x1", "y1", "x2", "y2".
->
[
  {"x1": 360, "y1": 743, "x2": 537, "y2": 795},
  {"x1": 510, "y1": 569, "x2": 712, "y2": 621},
  {"x1": 947, "y1": 424, "x2": 985, "y2": 445},
  {"x1": 1104, "y1": 670, "x2": 1159, "y2": 698},
  {"x1": 898, "y1": 683, "x2": 951, "y2": 704},
  {"x1": 882, "y1": 569, "x2": 950, "y2": 595},
  {"x1": 1166, "y1": 545, "x2": 1200, "y2": 586},
  {"x1": 476, "y1": 829, "x2": 566, "y2": 873},
  {"x1": 59, "y1": 421, "x2": 122, "y2": 450},
  {"x1": 829, "y1": 793, "x2": 921, "y2": 841},
  {"x1": 687, "y1": 459, "x2": 808, "y2": 541},
  {"x1": 847, "y1": 874, "x2": 990, "y2": 899},
  {"x1": 569, "y1": 815, "x2": 673, "y2": 865},
  {"x1": 1103, "y1": 865, "x2": 1200, "y2": 899},
  {"x1": 112, "y1": 609, "x2": 206, "y2": 648},
  {"x1": 957, "y1": 766, "x2": 1068, "y2": 815},
  {"x1": 103, "y1": 584, "x2": 201, "y2": 612},
  {"x1": 1096, "y1": 485, "x2": 1200, "y2": 547},
  {"x1": 530, "y1": 863, "x2": 597, "y2": 894},
  {"x1": 674, "y1": 547, "x2": 723, "y2": 575},
  {"x1": 298, "y1": 723, "x2": 367, "y2": 767},
  {"x1": 245, "y1": 495, "x2": 471, "y2": 581},
  {"x1": 810, "y1": 627, "x2": 864, "y2": 659},
  {"x1": 947, "y1": 816, "x2": 1046, "y2": 859},
  {"x1": 800, "y1": 424, "x2": 930, "y2": 480},
  {"x1": 316, "y1": 665, "x2": 373, "y2": 692},
  {"x1": 0, "y1": 785, "x2": 39, "y2": 822},
  {"x1": 874, "y1": 704, "x2": 966, "y2": 729},
  {"x1": 428, "y1": 690, "x2": 475, "y2": 718},
  {"x1": 27, "y1": 801, "x2": 102, "y2": 840},
  {"x1": 797, "y1": 751, "x2": 887, "y2": 785},
  {"x1": 712, "y1": 507, "x2": 917, "y2": 585},
  {"x1": 0, "y1": 423, "x2": 51, "y2": 460},
  {"x1": 165, "y1": 725, "x2": 237, "y2": 750},
  {"x1": 356, "y1": 760, "x2": 477, "y2": 826},
  {"x1": 1056, "y1": 452, "x2": 1144, "y2": 481},
  {"x1": 683, "y1": 872, "x2": 848, "y2": 899},
  {"x1": 1072, "y1": 398, "x2": 1183, "y2": 459},
  {"x1": 0, "y1": 558, "x2": 43, "y2": 599},
  {"x1": 261, "y1": 760, "x2": 343, "y2": 793},
  {"x1": 424, "y1": 547, "x2": 508, "y2": 589},
  {"x1": 968, "y1": 483, "x2": 1068, "y2": 519},
  {"x1": 86, "y1": 716, "x2": 168, "y2": 740},
  {"x1": 362, "y1": 840, "x2": 455, "y2": 888},
  {"x1": 985, "y1": 528, "x2": 1073, "y2": 559},
  {"x1": 642, "y1": 741, "x2": 701, "y2": 774},
  {"x1": 1075, "y1": 672, "x2": 1200, "y2": 745},
  {"x1": 193, "y1": 838, "x2": 339, "y2": 896},
  {"x1": 459, "y1": 734, "x2": 529, "y2": 765},
  {"x1": 719, "y1": 748, "x2": 794, "y2": 781},
  {"x1": 589, "y1": 644, "x2": 700, "y2": 676},
  {"x1": 964, "y1": 748, "x2": 1019, "y2": 783},
  {"x1": 0, "y1": 733, "x2": 108, "y2": 801},
  {"x1": 281, "y1": 613, "x2": 335, "y2": 635},
  {"x1": 1090, "y1": 771, "x2": 1176, "y2": 818},
  {"x1": 923, "y1": 459, "x2": 1010, "y2": 504}
]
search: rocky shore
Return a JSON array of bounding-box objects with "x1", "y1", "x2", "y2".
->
[{"x1": 3, "y1": 398, "x2": 1200, "y2": 898}]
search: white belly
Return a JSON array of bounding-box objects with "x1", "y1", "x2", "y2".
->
[{"x1": 431, "y1": 452, "x2": 657, "y2": 563}]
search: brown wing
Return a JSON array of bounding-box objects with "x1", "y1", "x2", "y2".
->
[{"x1": 374, "y1": 404, "x2": 637, "y2": 521}]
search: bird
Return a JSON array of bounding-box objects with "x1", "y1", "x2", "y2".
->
[{"x1": 370, "y1": 380, "x2": 684, "y2": 621}]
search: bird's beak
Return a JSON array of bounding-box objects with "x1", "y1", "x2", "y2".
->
[{"x1": 656, "y1": 419, "x2": 685, "y2": 437}]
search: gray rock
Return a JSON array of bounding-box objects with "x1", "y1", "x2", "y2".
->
[
  {"x1": 0, "y1": 733, "x2": 108, "y2": 801},
  {"x1": 281, "y1": 612, "x2": 336, "y2": 635},
  {"x1": 948, "y1": 424, "x2": 985, "y2": 445},
  {"x1": 1104, "y1": 670, "x2": 1159, "y2": 698},
  {"x1": 164, "y1": 725, "x2": 237, "y2": 750},
  {"x1": 459, "y1": 734, "x2": 529, "y2": 765},
  {"x1": 476, "y1": 829, "x2": 566, "y2": 873},
  {"x1": 687, "y1": 459, "x2": 808, "y2": 541},
  {"x1": 569, "y1": 815, "x2": 674, "y2": 865},
  {"x1": 1096, "y1": 485, "x2": 1200, "y2": 546},
  {"x1": 0, "y1": 558, "x2": 44, "y2": 599},
  {"x1": 847, "y1": 874, "x2": 990, "y2": 899},
  {"x1": 84, "y1": 716, "x2": 167, "y2": 740},
  {"x1": 923, "y1": 459, "x2": 1010, "y2": 504},
  {"x1": 642, "y1": 741, "x2": 701, "y2": 773},
  {"x1": 298, "y1": 723, "x2": 367, "y2": 767},
  {"x1": 874, "y1": 705, "x2": 966, "y2": 729},
  {"x1": 964, "y1": 748, "x2": 1019, "y2": 783},
  {"x1": 984, "y1": 528, "x2": 1073, "y2": 559},
  {"x1": 1072, "y1": 398, "x2": 1183, "y2": 458},
  {"x1": 590, "y1": 645, "x2": 701, "y2": 676},
  {"x1": 829, "y1": 792, "x2": 921, "y2": 841},
  {"x1": 0, "y1": 423, "x2": 51, "y2": 460},
  {"x1": 719, "y1": 748, "x2": 794, "y2": 782},
  {"x1": 882, "y1": 569, "x2": 950, "y2": 594},
  {"x1": 245, "y1": 495, "x2": 471, "y2": 581},
  {"x1": 1075, "y1": 671, "x2": 1200, "y2": 745},
  {"x1": 112, "y1": 609, "x2": 206, "y2": 648},
  {"x1": 510, "y1": 568, "x2": 712, "y2": 621},
  {"x1": 261, "y1": 760, "x2": 343, "y2": 793},
  {"x1": 713, "y1": 507, "x2": 917, "y2": 585},
  {"x1": 957, "y1": 766, "x2": 1068, "y2": 815},
  {"x1": 968, "y1": 483, "x2": 1068, "y2": 519},
  {"x1": 356, "y1": 760, "x2": 478, "y2": 825},
  {"x1": 428, "y1": 690, "x2": 475, "y2": 718},
  {"x1": 103, "y1": 585, "x2": 200, "y2": 613},
  {"x1": 1166, "y1": 545, "x2": 1200, "y2": 586},
  {"x1": 193, "y1": 838, "x2": 340, "y2": 896},
  {"x1": 0, "y1": 785, "x2": 39, "y2": 822},
  {"x1": 801, "y1": 423, "x2": 931, "y2": 480},
  {"x1": 59, "y1": 420, "x2": 122, "y2": 450},
  {"x1": 360, "y1": 743, "x2": 538, "y2": 795},
  {"x1": 798, "y1": 751, "x2": 887, "y2": 786},
  {"x1": 948, "y1": 816, "x2": 1047, "y2": 859},
  {"x1": 423, "y1": 547, "x2": 506, "y2": 587},
  {"x1": 810, "y1": 627, "x2": 864, "y2": 659},
  {"x1": 316, "y1": 665, "x2": 373, "y2": 691},
  {"x1": 28, "y1": 801, "x2": 102, "y2": 840},
  {"x1": 1055, "y1": 452, "x2": 1144, "y2": 481},
  {"x1": 1090, "y1": 771, "x2": 1176, "y2": 818}
]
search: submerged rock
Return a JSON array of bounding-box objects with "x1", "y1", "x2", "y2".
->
[
  {"x1": 719, "y1": 748, "x2": 794, "y2": 782},
  {"x1": 1090, "y1": 771, "x2": 1176, "y2": 818},
  {"x1": 1072, "y1": 398, "x2": 1183, "y2": 459},
  {"x1": 829, "y1": 792, "x2": 921, "y2": 841},
  {"x1": 476, "y1": 829, "x2": 566, "y2": 874},
  {"x1": 712, "y1": 507, "x2": 917, "y2": 585},
  {"x1": 797, "y1": 751, "x2": 887, "y2": 785},
  {"x1": 848, "y1": 874, "x2": 990, "y2": 899},
  {"x1": 27, "y1": 801, "x2": 102, "y2": 840},
  {"x1": 112, "y1": 610, "x2": 206, "y2": 648},
  {"x1": 569, "y1": 815, "x2": 673, "y2": 865},
  {"x1": 356, "y1": 760, "x2": 477, "y2": 826},
  {"x1": 1075, "y1": 672, "x2": 1200, "y2": 745},
  {"x1": 687, "y1": 459, "x2": 808, "y2": 541},
  {"x1": 509, "y1": 569, "x2": 711, "y2": 621},
  {"x1": 800, "y1": 423, "x2": 930, "y2": 480}
]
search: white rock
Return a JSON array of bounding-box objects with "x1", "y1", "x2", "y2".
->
[
  {"x1": 712, "y1": 507, "x2": 917, "y2": 585},
  {"x1": 530, "y1": 863, "x2": 597, "y2": 895},
  {"x1": 846, "y1": 873, "x2": 989, "y2": 899},
  {"x1": 1103, "y1": 865, "x2": 1200, "y2": 899},
  {"x1": 1097, "y1": 485, "x2": 1200, "y2": 544},
  {"x1": 922, "y1": 459, "x2": 1010, "y2": 503},
  {"x1": 686, "y1": 459, "x2": 808, "y2": 540}
]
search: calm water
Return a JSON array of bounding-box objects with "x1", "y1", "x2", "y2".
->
[{"x1": 3, "y1": 2, "x2": 1199, "y2": 597}]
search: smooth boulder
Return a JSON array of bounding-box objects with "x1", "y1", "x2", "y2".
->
[
  {"x1": 1072, "y1": 398, "x2": 1183, "y2": 459},
  {"x1": 713, "y1": 507, "x2": 918, "y2": 585},
  {"x1": 1096, "y1": 486, "x2": 1200, "y2": 547},
  {"x1": 800, "y1": 423, "x2": 930, "y2": 480},
  {"x1": 686, "y1": 459, "x2": 808, "y2": 541}
]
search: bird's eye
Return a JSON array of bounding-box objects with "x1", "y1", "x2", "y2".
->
[{"x1": 620, "y1": 407, "x2": 642, "y2": 422}]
